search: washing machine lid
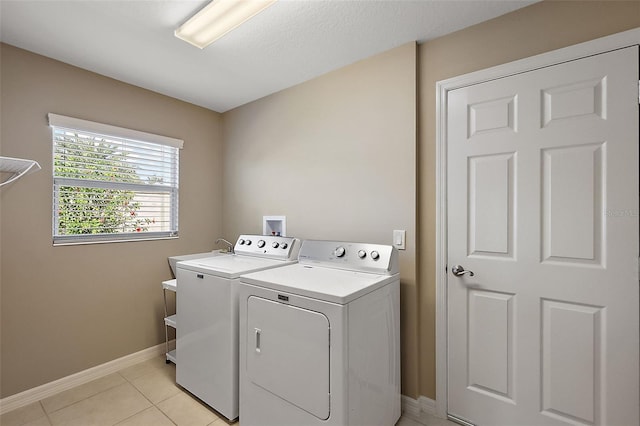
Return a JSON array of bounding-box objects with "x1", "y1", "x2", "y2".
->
[
  {"x1": 240, "y1": 263, "x2": 398, "y2": 304},
  {"x1": 177, "y1": 255, "x2": 296, "y2": 279}
]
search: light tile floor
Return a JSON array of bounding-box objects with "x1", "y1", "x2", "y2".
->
[{"x1": 1, "y1": 355, "x2": 455, "y2": 426}]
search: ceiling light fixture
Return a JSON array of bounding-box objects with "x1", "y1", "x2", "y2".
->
[{"x1": 175, "y1": 0, "x2": 277, "y2": 49}]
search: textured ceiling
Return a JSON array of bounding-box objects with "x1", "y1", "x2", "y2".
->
[{"x1": 0, "y1": 0, "x2": 538, "y2": 112}]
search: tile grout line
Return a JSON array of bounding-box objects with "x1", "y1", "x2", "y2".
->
[
  {"x1": 38, "y1": 400, "x2": 53, "y2": 426},
  {"x1": 119, "y1": 375, "x2": 155, "y2": 426},
  {"x1": 115, "y1": 368, "x2": 178, "y2": 426},
  {"x1": 7, "y1": 357, "x2": 221, "y2": 426},
  {"x1": 39, "y1": 373, "x2": 129, "y2": 418}
]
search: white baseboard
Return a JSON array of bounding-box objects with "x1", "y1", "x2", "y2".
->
[
  {"x1": 402, "y1": 395, "x2": 438, "y2": 424},
  {"x1": 402, "y1": 394, "x2": 422, "y2": 419},
  {"x1": 3, "y1": 346, "x2": 437, "y2": 422},
  {"x1": 0, "y1": 342, "x2": 167, "y2": 415},
  {"x1": 419, "y1": 395, "x2": 437, "y2": 416}
]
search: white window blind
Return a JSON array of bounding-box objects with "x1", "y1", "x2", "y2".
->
[{"x1": 49, "y1": 114, "x2": 182, "y2": 245}]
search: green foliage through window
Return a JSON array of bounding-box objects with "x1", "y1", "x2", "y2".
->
[
  {"x1": 50, "y1": 118, "x2": 180, "y2": 244},
  {"x1": 54, "y1": 135, "x2": 152, "y2": 235}
]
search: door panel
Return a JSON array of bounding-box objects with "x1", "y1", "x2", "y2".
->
[
  {"x1": 541, "y1": 300, "x2": 603, "y2": 424},
  {"x1": 246, "y1": 296, "x2": 330, "y2": 420},
  {"x1": 447, "y1": 46, "x2": 639, "y2": 425},
  {"x1": 467, "y1": 290, "x2": 515, "y2": 401},
  {"x1": 541, "y1": 77, "x2": 605, "y2": 126},
  {"x1": 468, "y1": 95, "x2": 518, "y2": 137},
  {"x1": 541, "y1": 143, "x2": 604, "y2": 264},
  {"x1": 468, "y1": 153, "x2": 515, "y2": 258}
]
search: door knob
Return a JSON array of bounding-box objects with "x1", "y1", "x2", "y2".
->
[{"x1": 452, "y1": 265, "x2": 474, "y2": 277}]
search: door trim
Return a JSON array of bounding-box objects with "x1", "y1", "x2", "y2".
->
[{"x1": 434, "y1": 27, "x2": 640, "y2": 419}]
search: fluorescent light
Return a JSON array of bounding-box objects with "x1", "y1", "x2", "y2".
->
[{"x1": 175, "y1": 0, "x2": 277, "y2": 49}]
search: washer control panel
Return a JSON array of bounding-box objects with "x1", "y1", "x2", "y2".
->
[
  {"x1": 299, "y1": 240, "x2": 398, "y2": 275},
  {"x1": 234, "y1": 234, "x2": 300, "y2": 260}
]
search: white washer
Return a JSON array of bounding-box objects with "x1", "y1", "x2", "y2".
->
[
  {"x1": 176, "y1": 235, "x2": 300, "y2": 421},
  {"x1": 238, "y1": 240, "x2": 401, "y2": 426}
]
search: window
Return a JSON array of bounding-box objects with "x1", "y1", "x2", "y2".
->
[{"x1": 49, "y1": 114, "x2": 183, "y2": 245}]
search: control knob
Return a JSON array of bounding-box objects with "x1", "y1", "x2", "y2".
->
[
  {"x1": 334, "y1": 246, "x2": 346, "y2": 258},
  {"x1": 358, "y1": 250, "x2": 366, "y2": 259},
  {"x1": 272, "y1": 242, "x2": 279, "y2": 248},
  {"x1": 245, "y1": 239, "x2": 251, "y2": 245},
  {"x1": 371, "y1": 250, "x2": 380, "y2": 260},
  {"x1": 280, "y1": 243, "x2": 288, "y2": 249},
  {"x1": 238, "y1": 239, "x2": 245, "y2": 245},
  {"x1": 257, "y1": 240, "x2": 266, "y2": 248}
]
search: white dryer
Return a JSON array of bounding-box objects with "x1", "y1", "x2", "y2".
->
[
  {"x1": 176, "y1": 234, "x2": 300, "y2": 421},
  {"x1": 238, "y1": 240, "x2": 401, "y2": 426}
]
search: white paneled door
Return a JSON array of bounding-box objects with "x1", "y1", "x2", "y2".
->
[{"x1": 447, "y1": 46, "x2": 639, "y2": 426}]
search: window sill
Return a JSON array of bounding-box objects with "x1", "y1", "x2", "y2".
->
[{"x1": 53, "y1": 235, "x2": 179, "y2": 246}]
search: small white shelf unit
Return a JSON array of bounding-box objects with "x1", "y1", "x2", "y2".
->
[
  {"x1": 163, "y1": 279, "x2": 177, "y2": 364},
  {"x1": 164, "y1": 314, "x2": 177, "y2": 328}
]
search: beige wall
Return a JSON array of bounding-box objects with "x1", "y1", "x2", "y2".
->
[
  {"x1": 2, "y1": 0, "x2": 639, "y2": 404},
  {"x1": 222, "y1": 43, "x2": 419, "y2": 396},
  {"x1": 417, "y1": 0, "x2": 640, "y2": 398},
  {"x1": 0, "y1": 44, "x2": 223, "y2": 397}
]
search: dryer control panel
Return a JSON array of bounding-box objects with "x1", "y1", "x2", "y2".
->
[
  {"x1": 234, "y1": 234, "x2": 300, "y2": 260},
  {"x1": 297, "y1": 240, "x2": 398, "y2": 275}
]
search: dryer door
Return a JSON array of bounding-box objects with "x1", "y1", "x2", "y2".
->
[{"x1": 247, "y1": 296, "x2": 330, "y2": 420}]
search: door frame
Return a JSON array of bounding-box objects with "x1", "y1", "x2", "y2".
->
[{"x1": 434, "y1": 27, "x2": 640, "y2": 419}]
